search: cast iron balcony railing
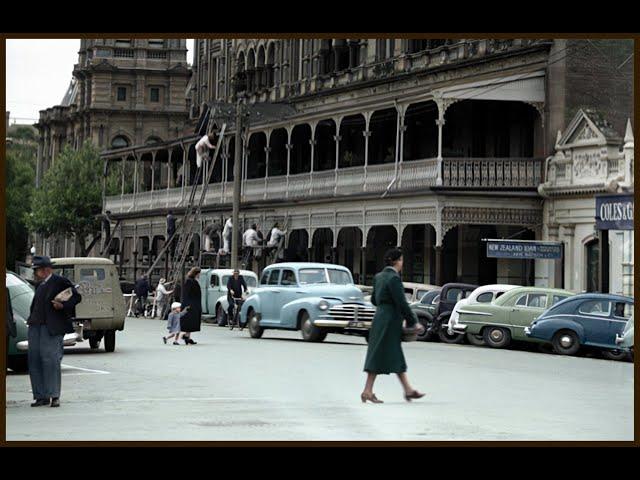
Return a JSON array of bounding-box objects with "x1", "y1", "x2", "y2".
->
[{"x1": 103, "y1": 156, "x2": 544, "y2": 214}]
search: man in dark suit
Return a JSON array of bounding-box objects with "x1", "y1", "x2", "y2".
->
[
  {"x1": 134, "y1": 274, "x2": 151, "y2": 316},
  {"x1": 27, "y1": 256, "x2": 82, "y2": 408}
]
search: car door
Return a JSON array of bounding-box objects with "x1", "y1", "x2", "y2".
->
[
  {"x1": 207, "y1": 273, "x2": 220, "y2": 314},
  {"x1": 609, "y1": 301, "x2": 633, "y2": 346},
  {"x1": 508, "y1": 292, "x2": 547, "y2": 337},
  {"x1": 278, "y1": 268, "x2": 300, "y2": 327},
  {"x1": 577, "y1": 299, "x2": 612, "y2": 345},
  {"x1": 260, "y1": 269, "x2": 282, "y2": 325}
]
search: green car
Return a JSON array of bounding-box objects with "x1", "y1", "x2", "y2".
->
[
  {"x1": 6, "y1": 271, "x2": 33, "y2": 372},
  {"x1": 452, "y1": 286, "x2": 574, "y2": 349}
]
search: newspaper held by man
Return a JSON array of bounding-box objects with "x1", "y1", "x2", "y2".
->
[{"x1": 54, "y1": 287, "x2": 73, "y2": 303}]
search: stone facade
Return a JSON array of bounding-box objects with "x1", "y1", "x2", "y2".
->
[
  {"x1": 34, "y1": 39, "x2": 191, "y2": 256},
  {"x1": 100, "y1": 38, "x2": 633, "y2": 290},
  {"x1": 539, "y1": 109, "x2": 634, "y2": 296}
]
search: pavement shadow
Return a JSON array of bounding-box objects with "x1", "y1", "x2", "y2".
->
[{"x1": 253, "y1": 336, "x2": 366, "y2": 347}]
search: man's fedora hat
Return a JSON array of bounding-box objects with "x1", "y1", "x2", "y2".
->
[{"x1": 31, "y1": 255, "x2": 53, "y2": 269}]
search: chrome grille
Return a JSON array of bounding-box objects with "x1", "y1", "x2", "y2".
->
[{"x1": 319, "y1": 303, "x2": 376, "y2": 322}]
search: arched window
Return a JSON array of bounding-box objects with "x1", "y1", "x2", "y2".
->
[
  {"x1": 111, "y1": 135, "x2": 130, "y2": 149},
  {"x1": 145, "y1": 136, "x2": 162, "y2": 145}
]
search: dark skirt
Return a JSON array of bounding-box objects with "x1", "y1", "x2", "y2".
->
[
  {"x1": 363, "y1": 304, "x2": 407, "y2": 374},
  {"x1": 180, "y1": 279, "x2": 202, "y2": 332}
]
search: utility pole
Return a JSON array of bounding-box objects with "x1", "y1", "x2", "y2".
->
[{"x1": 231, "y1": 95, "x2": 245, "y2": 270}]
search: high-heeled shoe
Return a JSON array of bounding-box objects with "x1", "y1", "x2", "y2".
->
[
  {"x1": 404, "y1": 390, "x2": 425, "y2": 402},
  {"x1": 360, "y1": 392, "x2": 383, "y2": 403}
]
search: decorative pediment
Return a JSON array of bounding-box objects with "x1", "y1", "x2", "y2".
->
[
  {"x1": 168, "y1": 63, "x2": 190, "y2": 74},
  {"x1": 557, "y1": 109, "x2": 622, "y2": 149}
]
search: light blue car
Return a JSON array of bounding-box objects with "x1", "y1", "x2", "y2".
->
[{"x1": 240, "y1": 262, "x2": 375, "y2": 342}]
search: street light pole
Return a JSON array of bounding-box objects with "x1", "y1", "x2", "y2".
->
[{"x1": 231, "y1": 95, "x2": 245, "y2": 270}]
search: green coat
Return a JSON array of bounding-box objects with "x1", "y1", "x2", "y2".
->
[{"x1": 364, "y1": 267, "x2": 418, "y2": 374}]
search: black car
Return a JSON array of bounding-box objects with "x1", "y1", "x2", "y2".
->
[
  {"x1": 416, "y1": 283, "x2": 477, "y2": 343},
  {"x1": 410, "y1": 288, "x2": 441, "y2": 341}
]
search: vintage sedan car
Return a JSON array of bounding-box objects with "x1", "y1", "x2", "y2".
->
[
  {"x1": 198, "y1": 268, "x2": 258, "y2": 325},
  {"x1": 6, "y1": 271, "x2": 32, "y2": 372},
  {"x1": 421, "y1": 283, "x2": 477, "y2": 343},
  {"x1": 240, "y1": 262, "x2": 374, "y2": 342},
  {"x1": 453, "y1": 286, "x2": 574, "y2": 348},
  {"x1": 447, "y1": 284, "x2": 520, "y2": 346},
  {"x1": 525, "y1": 293, "x2": 633, "y2": 359}
]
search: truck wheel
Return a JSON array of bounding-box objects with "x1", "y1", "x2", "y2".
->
[
  {"x1": 8, "y1": 354, "x2": 29, "y2": 373},
  {"x1": 247, "y1": 310, "x2": 264, "y2": 339},
  {"x1": 483, "y1": 326, "x2": 511, "y2": 349},
  {"x1": 104, "y1": 330, "x2": 116, "y2": 352},
  {"x1": 89, "y1": 337, "x2": 101, "y2": 349},
  {"x1": 465, "y1": 332, "x2": 486, "y2": 346},
  {"x1": 551, "y1": 330, "x2": 580, "y2": 356},
  {"x1": 300, "y1": 311, "x2": 326, "y2": 342}
]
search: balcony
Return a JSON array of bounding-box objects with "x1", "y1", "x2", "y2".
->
[{"x1": 103, "y1": 156, "x2": 543, "y2": 215}]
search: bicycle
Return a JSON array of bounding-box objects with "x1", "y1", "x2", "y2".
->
[{"x1": 229, "y1": 297, "x2": 244, "y2": 331}]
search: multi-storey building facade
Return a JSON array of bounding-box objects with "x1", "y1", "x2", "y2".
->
[
  {"x1": 101, "y1": 38, "x2": 633, "y2": 290},
  {"x1": 34, "y1": 38, "x2": 191, "y2": 257}
]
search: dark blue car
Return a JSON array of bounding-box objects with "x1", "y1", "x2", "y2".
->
[{"x1": 525, "y1": 293, "x2": 633, "y2": 360}]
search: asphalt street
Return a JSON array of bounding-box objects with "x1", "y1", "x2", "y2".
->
[{"x1": 5, "y1": 316, "x2": 634, "y2": 441}]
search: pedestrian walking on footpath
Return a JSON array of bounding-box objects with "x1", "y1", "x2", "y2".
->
[
  {"x1": 163, "y1": 302, "x2": 190, "y2": 345},
  {"x1": 134, "y1": 274, "x2": 151, "y2": 317},
  {"x1": 180, "y1": 267, "x2": 202, "y2": 345},
  {"x1": 27, "y1": 256, "x2": 82, "y2": 408},
  {"x1": 361, "y1": 248, "x2": 425, "y2": 404},
  {"x1": 155, "y1": 278, "x2": 173, "y2": 319}
]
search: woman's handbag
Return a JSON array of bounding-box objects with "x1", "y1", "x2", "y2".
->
[{"x1": 402, "y1": 322, "x2": 419, "y2": 342}]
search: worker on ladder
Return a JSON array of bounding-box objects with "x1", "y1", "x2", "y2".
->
[
  {"x1": 242, "y1": 224, "x2": 261, "y2": 270},
  {"x1": 220, "y1": 217, "x2": 233, "y2": 255},
  {"x1": 195, "y1": 132, "x2": 217, "y2": 169},
  {"x1": 267, "y1": 222, "x2": 287, "y2": 263}
]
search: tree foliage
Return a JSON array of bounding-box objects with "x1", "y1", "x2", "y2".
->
[
  {"x1": 6, "y1": 140, "x2": 36, "y2": 269},
  {"x1": 28, "y1": 143, "x2": 115, "y2": 256}
]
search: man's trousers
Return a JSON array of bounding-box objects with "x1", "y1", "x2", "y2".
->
[{"x1": 27, "y1": 324, "x2": 64, "y2": 400}]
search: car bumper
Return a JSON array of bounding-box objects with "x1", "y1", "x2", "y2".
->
[
  {"x1": 450, "y1": 323, "x2": 467, "y2": 333},
  {"x1": 313, "y1": 319, "x2": 371, "y2": 330},
  {"x1": 524, "y1": 327, "x2": 532, "y2": 336},
  {"x1": 16, "y1": 325, "x2": 84, "y2": 351},
  {"x1": 615, "y1": 333, "x2": 624, "y2": 345}
]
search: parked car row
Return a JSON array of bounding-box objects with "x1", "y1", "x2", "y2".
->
[{"x1": 217, "y1": 262, "x2": 633, "y2": 362}]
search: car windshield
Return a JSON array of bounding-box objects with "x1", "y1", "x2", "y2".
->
[
  {"x1": 327, "y1": 269, "x2": 352, "y2": 285},
  {"x1": 299, "y1": 269, "x2": 328, "y2": 284},
  {"x1": 222, "y1": 275, "x2": 257, "y2": 288},
  {"x1": 421, "y1": 291, "x2": 440, "y2": 304}
]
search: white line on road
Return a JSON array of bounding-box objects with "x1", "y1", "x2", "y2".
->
[{"x1": 61, "y1": 364, "x2": 110, "y2": 375}]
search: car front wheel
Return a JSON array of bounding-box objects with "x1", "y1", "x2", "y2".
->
[
  {"x1": 601, "y1": 349, "x2": 631, "y2": 362},
  {"x1": 8, "y1": 354, "x2": 29, "y2": 373},
  {"x1": 247, "y1": 310, "x2": 264, "y2": 339},
  {"x1": 483, "y1": 326, "x2": 511, "y2": 349},
  {"x1": 300, "y1": 311, "x2": 327, "y2": 342},
  {"x1": 551, "y1": 330, "x2": 580, "y2": 355}
]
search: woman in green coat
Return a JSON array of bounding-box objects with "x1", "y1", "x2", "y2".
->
[{"x1": 362, "y1": 248, "x2": 425, "y2": 403}]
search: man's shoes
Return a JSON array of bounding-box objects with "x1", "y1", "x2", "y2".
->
[
  {"x1": 173, "y1": 341, "x2": 180, "y2": 345},
  {"x1": 31, "y1": 398, "x2": 50, "y2": 407},
  {"x1": 50, "y1": 398, "x2": 60, "y2": 407},
  {"x1": 162, "y1": 336, "x2": 167, "y2": 344}
]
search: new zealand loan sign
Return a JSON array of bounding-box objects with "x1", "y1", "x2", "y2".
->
[
  {"x1": 595, "y1": 194, "x2": 634, "y2": 230},
  {"x1": 486, "y1": 240, "x2": 563, "y2": 260}
]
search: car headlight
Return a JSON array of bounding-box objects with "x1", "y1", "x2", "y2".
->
[{"x1": 318, "y1": 300, "x2": 329, "y2": 311}]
